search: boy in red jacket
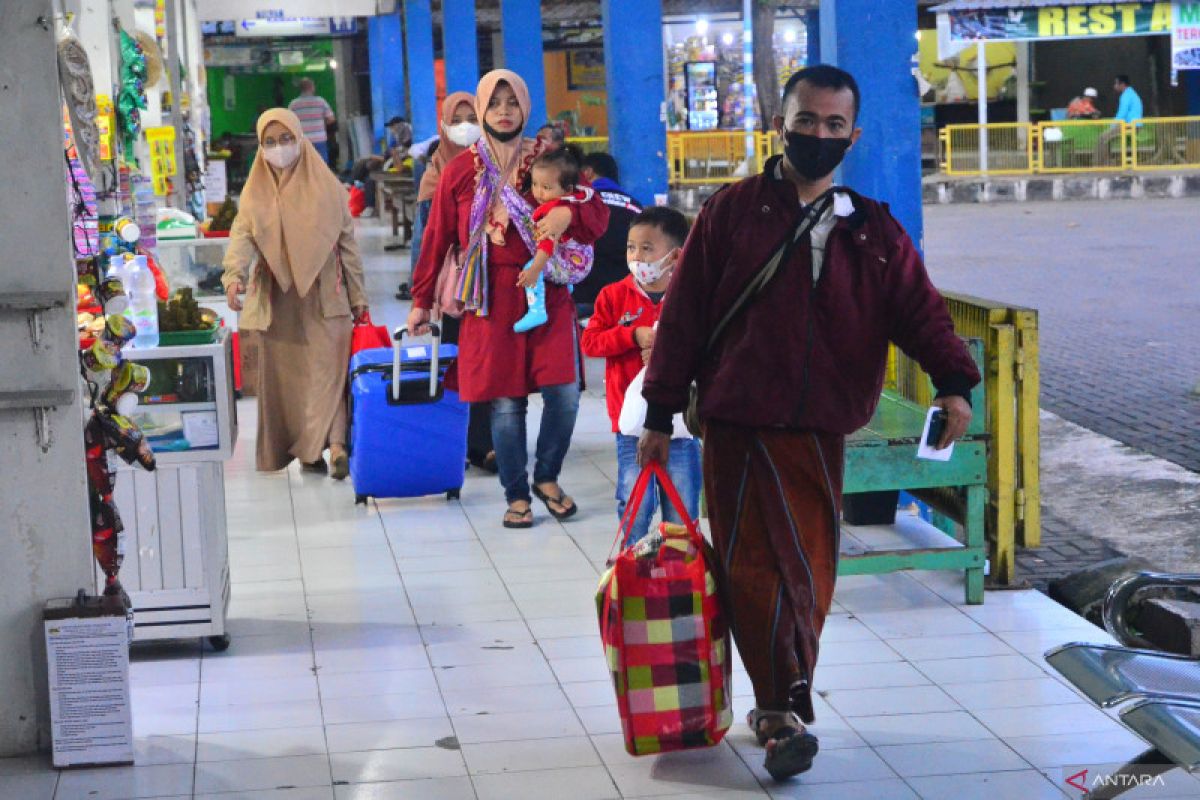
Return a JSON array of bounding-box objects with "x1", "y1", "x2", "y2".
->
[{"x1": 581, "y1": 207, "x2": 700, "y2": 546}]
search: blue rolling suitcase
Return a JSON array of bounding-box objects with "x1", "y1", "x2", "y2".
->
[{"x1": 348, "y1": 325, "x2": 469, "y2": 504}]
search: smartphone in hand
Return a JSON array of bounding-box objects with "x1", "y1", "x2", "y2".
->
[{"x1": 925, "y1": 409, "x2": 948, "y2": 447}]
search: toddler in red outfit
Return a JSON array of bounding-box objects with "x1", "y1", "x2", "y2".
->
[{"x1": 515, "y1": 149, "x2": 589, "y2": 333}]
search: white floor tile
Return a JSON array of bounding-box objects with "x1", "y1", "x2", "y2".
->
[
  {"x1": 451, "y1": 708, "x2": 587, "y2": 744},
  {"x1": 885, "y1": 633, "x2": 1016, "y2": 661},
  {"x1": 759, "y1": 746, "x2": 897, "y2": 786},
  {"x1": 911, "y1": 653, "x2": 1050, "y2": 685},
  {"x1": 200, "y1": 675, "x2": 320, "y2": 708},
  {"x1": 0, "y1": 772, "x2": 56, "y2": 800},
  {"x1": 197, "y1": 699, "x2": 324, "y2": 733},
  {"x1": 333, "y1": 777, "x2": 476, "y2": 800},
  {"x1": 549, "y1": 656, "x2": 612, "y2": 684},
  {"x1": 325, "y1": 716, "x2": 455, "y2": 753},
  {"x1": 847, "y1": 711, "x2": 995, "y2": 747},
  {"x1": 767, "y1": 779, "x2": 919, "y2": 800},
  {"x1": 55, "y1": 763, "x2": 195, "y2": 800},
  {"x1": 971, "y1": 702, "x2": 1127, "y2": 739},
  {"x1": 329, "y1": 747, "x2": 468, "y2": 783},
  {"x1": 132, "y1": 734, "x2": 197, "y2": 766},
  {"x1": 194, "y1": 789, "x2": 335, "y2": 800},
  {"x1": 318, "y1": 669, "x2": 440, "y2": 700},
  {"x1": 470, "y1": 765, "x2": 615, "y2": 800},
  {"x1": 193, "y1": 753, "x2": 332, "y2": 794},
  {"x1": 460, "y1": 735, "x2": 602, "y2": 775},
  {"x1": 321, "y1": 691, "x2": 448, "y2": 725},
  {"x1": 440, "y1": 683, "x2": 573, "y2": 716},
  {"x1": 196, "y1": 725, "x2": 328, "y2": 761},
  {"x1": 942, "y1": 677, "x2": 1085, "y2": 711},
  {"x1": 434, "y1": 660, "x2": 558, "y2": 692},
  {"x1": 1004, "y1": 728, "x2": 1150, "y2": 769},
  {"x1": 816, "y1": 660, "x2": 932, "y2": 692},
  {"x1": 819, "y1": 638, "x2": 902, "y2": 666},
  {"x1": 876, "y1": 737, "x2": 1030, "y2": 777},
  {"x1": 823, "y1": 684, "x2": 961, "y2": 718},
  {"x1": 907, "y1": 769, "x2": 1068, "y2": 800},
  {"x1": 315, "y1": 645, "x2": 431, "y2": 675},
  {"x1": 563, "y1": 680, "x2": 617, "y2": 709},
  {"x1": 854, "y1": 609, "x2": 987, "y2": 639}
]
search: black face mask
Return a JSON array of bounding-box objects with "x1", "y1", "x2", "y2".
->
[
  {"x1": 783, "y1": 132, "x2": 851, "y2": 181},
  {"x1": 484, "y1": 122, "x2": 522, "y2": 143}
]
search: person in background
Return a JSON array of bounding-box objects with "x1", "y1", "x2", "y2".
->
[
  {"x1": 638, "y1": 65, "x2": 979, "y2": 781},
  {"x1": 536, "y1": 122, "x2": 565, "y2": 152},
  {"x1": 574, "y1": 152, "x2": 642, "y2": 318},
  {"x1": 1098, "y1": 74, "x2": 1144, "y2": 164},
  {"x1": 287, "y1": 78, "x2": 336, "y2": 164},
  {"x1": 1066, "y1": 87, "x2": 1101, "y2": 120},
  {"x1": 223, "y1": 109, "x2": 367, "y2": 480},
  {"x1": 353, "y1": 117, "x2": 416, "y2": 220},
  {"x1": 407, "y1": 70, "x2": 610, "y2": 529},
  {"x1": 581, "y1": 207, "x2": 699, "y2": 546}
]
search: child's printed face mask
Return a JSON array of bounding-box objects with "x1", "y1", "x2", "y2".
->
[{"x1": 628, "y1": 251, "x2": 673, "y2": 286}]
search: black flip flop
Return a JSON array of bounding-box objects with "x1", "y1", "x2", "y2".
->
[
  {"x1": 503, "y1": 505, "x2": 534, "y2": 529},
  {"x1": 764, "y1": 727, "x2": 820, "y2": 781},
  {"x1": 533, "y1": 485, "x2": 577, "y2": 520}
]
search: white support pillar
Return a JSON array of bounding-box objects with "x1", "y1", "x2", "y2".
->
[
  {"x1": 977, "y1": 41, "x2": 989, "y2": 174},
  {"x1": 1016, "y1": 41, "x2": 1030, "y2": 124}
]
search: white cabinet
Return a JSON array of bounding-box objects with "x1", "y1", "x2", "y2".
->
[{"x1": 99, "y1": 330, "x2": 236, "y2": 648}]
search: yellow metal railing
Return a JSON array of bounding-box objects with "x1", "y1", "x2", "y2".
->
[
  {"x1": 939, "y1": 116, "x2": 1200, "y2": 176},
  {"x1": 886, "y1": 292, "x2": 1040, "y2": 586},
  {"x1": 940, "y1": 123, "x2": 1035, "y2": 176},
  {"x1": 565, "y1": 136, "x2": 610, "y2": 155},
  {"x1": 668, "y1": 131, "x2": 763, "y2": 185},
  {"x1": 1130, "y1": 117, "x2": 1200, "y2": 170},
  {"x1": 1037, "y1": 119, "x2": 1128, "y2": 172}
]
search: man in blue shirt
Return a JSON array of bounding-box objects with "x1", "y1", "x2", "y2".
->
[{"x1": 1098, "y1": 74, "x2": 1144, "y2": 165}]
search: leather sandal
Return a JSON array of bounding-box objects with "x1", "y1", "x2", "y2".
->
[{"x1": 748, "y1": 709, "x2": 818, "y2": 781}]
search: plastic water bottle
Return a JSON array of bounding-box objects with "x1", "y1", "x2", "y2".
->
[{"x1": 124, "y1": 255, "x2": 159, "y2": 349}]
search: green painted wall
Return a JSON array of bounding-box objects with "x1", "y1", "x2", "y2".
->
[{"x1": 207, "y1": 40, "x2": 339, "y2": 137}]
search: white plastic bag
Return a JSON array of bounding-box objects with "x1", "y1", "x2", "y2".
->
[{"x1": 619, "y1": 367, "x2": 692, "y2": 440}]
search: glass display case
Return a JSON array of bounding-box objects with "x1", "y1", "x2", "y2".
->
[{"x1": 125, "y1": 327, "x2": 236, "y2": 463}]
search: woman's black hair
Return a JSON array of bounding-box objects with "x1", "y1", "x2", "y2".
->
[
  {"x1": 530, "y1": 148, "x2": 580, "y2": 191},
  {"x1": 629, "y1": 206, "x2": 690, "y2": 248}
]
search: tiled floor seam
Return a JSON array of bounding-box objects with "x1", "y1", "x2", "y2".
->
[{"x1": 381, "y1": 495, "x2": 482, "y2": 799}]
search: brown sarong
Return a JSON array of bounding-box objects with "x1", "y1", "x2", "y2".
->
[{"x1": 703, "y1": 422, "x2": 843, "y2": 724}]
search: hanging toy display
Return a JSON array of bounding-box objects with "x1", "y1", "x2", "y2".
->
[
  {"x1": 84, "y1": 414, "x2": 126, "y2": 602},
  {"x1": 117, "y1": 29, "x2": 148, "y2": 162}
]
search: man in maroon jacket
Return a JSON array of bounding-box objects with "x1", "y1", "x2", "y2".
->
[{"x1": 638, "y1": 65, "x2": 981, "y2": 781}]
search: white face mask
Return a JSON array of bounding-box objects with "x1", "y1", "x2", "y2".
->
[
  {"x1": 628, "y1": 251, "x2": 674, "y2": 286},
  {"x1": 444, "y1": 121, "x2": 482, "y2": 147},
  {"x1": 263, "y1": 142, "x2": 301, "y2": 169}
]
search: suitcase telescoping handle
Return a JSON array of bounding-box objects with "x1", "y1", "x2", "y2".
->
[{"x1": 392, "y1": 324, "x2": 442, "y2": 402}]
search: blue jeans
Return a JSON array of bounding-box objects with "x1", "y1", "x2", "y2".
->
[
  {"x1": 491, "y1": 382, "x2": 581, "y2": 504},
  {"x1": 615, "y1": 435, "x2": 702, "y2": 547},
  {"x1": 410, "y1": 199, "x2": 431, "y2": 276},
  {"x1": 312, "y1": 140, "x2": 329, "y2": 164}
]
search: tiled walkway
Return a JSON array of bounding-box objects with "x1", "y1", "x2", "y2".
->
[{"x1": 3, "y1": 224, "x2": 1196, "y2": 799}]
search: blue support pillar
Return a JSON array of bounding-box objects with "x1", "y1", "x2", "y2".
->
[
  {"x1": 368, "y1": 12, "x2": 405, "y2": 147},
  {"x1": 1186, "y1": 71, "x2": 1200, "y2": 116},
  {"x1": 443, "y1": 0, "x2": 480, "y2": 93},
  {"x1": 500, "y1": 0, "x2": 548, "y2": 133},
  {"x1": 405, "y1": 0, "x2": 438, "y2": 141},
  {"x1": 601, "y1": 0, "x2": 669, "y2": 206},
  {"x1": 805, "y1": 10, "x2": 820, "y2": 66},
  {"x1": 820, "y1": 0, "x2": 923, "y2": 250}
]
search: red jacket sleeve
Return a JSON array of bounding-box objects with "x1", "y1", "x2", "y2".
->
[
  {"x1": 412, "y1": 152, "x2": 471, "y2": 310},
  {"x1": 559, "y1": 187, "x2": 610, "y2": 245},
  {"x1": 642, "y1": 193, "x2": 724, "y2": 415},
  {"x1": 882, "y1": 211, "x2": 982, "y2": 398},
  {"x1": 581, "y1": 285, "x2": 638, "y2": 358}
]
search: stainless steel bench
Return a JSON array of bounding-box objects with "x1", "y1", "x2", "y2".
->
[{"x1": 1045, "y1": 572, "x2": 1200, "y2": 798}]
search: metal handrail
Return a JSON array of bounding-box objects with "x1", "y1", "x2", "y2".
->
[{"x1": 1104, "y1": 571, "x2": 1200, "y2": 648}]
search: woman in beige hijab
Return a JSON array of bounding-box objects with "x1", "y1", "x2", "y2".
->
[{"x1": 223, "y1": 108, "x2": 367, "y2": 478}]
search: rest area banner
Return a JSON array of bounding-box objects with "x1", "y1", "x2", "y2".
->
[
  {"x1": 1175, "y1": 2, "x2": 1200, "y2": 69},
  {"x1": 944, "y1": 2, "x2": 1173, "y2": 42}
]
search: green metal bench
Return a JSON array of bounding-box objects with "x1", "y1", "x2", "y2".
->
[{"x1": 839, "y1": 339, "x2": 988, "y2": 604}]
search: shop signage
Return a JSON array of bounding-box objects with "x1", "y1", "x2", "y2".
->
[
  {"x1": 1174, "y1": 1, "x2": 1200, "y2": 68},
  {"x1": 945, "y1": 2, "x2": 1174, "y2": 42}
]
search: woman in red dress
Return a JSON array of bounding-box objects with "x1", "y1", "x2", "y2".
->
[{"x1": 406, "y1": 70, "x2": 609, "y2": 528}]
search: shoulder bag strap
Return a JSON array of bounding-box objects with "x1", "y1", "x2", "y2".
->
[{"x1": 703, "y1": 188, "x2": 837, "y2": 354}]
